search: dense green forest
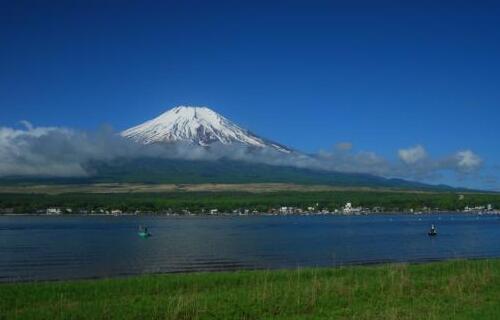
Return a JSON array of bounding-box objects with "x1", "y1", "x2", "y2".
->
[{"x1": 1, "y1": 191, "x2": 499, "y2": 214}]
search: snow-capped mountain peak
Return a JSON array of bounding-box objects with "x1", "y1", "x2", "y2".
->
[{"x1": 121, "y1": 106, "x2": 291, "y2": 152}]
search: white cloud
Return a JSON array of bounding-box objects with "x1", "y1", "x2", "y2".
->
[
  {"x1": 0, "y1": 123, "x2": 489, "y2": 186},
  {"x1": 398, "y1": 145, "x2": 427, "y2": 164},
  {"x1": 0, "y1": 125, "x2": 87, "y2": 176},
  {"x1": 454, "y1": 150, "x2": 482, "y2": 172}
]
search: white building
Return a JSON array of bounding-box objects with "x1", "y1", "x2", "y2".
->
[
  {"x1": 46, "y1": 208, "x2": 62, "y2": 215},
  {"x1": 343, "y1": 202, "x2": 362, "y2": 214},
  {"x1": 280, "y1": 207, "x2": 289, "y2": 214}
]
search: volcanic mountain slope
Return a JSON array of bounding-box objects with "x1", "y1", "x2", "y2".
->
[
  {"x1": 3, "y1": 158, "x2": 456, "y2": 191},
  {"x1": 121, "y1": 106, "x2": 291, "y2": 153}
]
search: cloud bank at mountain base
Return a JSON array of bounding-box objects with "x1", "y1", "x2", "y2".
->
[{"x1": 0, "y1": 123, "x2": 486, "y2": 187}]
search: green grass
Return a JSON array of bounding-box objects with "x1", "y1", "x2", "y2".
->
[{"x1": 1, "y1": 259, "x2": 499, "y2": 319}]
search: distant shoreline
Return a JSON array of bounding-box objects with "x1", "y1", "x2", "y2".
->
[
  {"x1": 1, "y1": 188, "x2": 499, "y2": 215},
  {"x1": 2, "y1": 210, "x2": 500, "y2": 217}
]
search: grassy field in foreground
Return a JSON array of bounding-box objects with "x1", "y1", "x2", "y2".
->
[{"x1": 1, "y1": 260, "x2": 499, "y2": 320}]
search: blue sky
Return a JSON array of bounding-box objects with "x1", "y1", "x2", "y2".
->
[{"x1": 1, "y1": 1, "x2": 499, "y2": 189}]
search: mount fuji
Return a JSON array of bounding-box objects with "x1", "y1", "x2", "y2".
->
[
  {"x1": 0, "y1": 105, "x2": 453, "y2": 191},
  {"x1": 121, "y1": 106, "x2": 291, "y2": 153},
  {"x1": 109, "y1": 106, "x2": 451, "y2": 190}
]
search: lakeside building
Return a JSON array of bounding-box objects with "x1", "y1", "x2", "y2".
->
[
  {"x1": 343, "y1": 202, "x2": 363, "y2": 214},
  {"x1": 279, "y1": 206, "x2": 304, "y2": 214},
  {"x1": 46, "y1": 208, "x2": 62, "y2": 215},
  {"x1": 464, "y1": 205, "x2": 495, "y2": 213}
]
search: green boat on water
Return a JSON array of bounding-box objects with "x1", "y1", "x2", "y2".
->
[{"x1": 138, "y1": 226, "x2": 151, "y2": 238}]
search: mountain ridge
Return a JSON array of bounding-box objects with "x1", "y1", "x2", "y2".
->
[{"x1": 0, "y1": 158, "x2": 469, "y2": 192}]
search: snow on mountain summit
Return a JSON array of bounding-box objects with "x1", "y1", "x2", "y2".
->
[{"x1": 121, "y1": 106, "x2": 291, "y2": 152}]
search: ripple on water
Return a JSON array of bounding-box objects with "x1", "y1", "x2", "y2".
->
[{"x1": 1, "y1": 214, "x2": 499, "y2": 281}]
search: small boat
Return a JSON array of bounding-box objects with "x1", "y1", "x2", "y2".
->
[
  {"x1": 428, "y1": 224, "x2": 437, "y2": 236},
  {"x1": 138, "y1": 226, "x2": 151, "y2": 238}
]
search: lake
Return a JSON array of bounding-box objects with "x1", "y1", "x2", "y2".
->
[{"x1": 1, "y1": 214, "x2": 499, "y2": 281}]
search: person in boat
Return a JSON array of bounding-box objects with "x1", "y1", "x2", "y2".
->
[
  {"x1": 138, "y1": 225, "x2": 150, "y2": 235},
  {"x1": 429, "y1": 224, "x2": 437, "y2": 235}
]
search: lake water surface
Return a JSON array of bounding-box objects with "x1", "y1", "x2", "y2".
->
[{"x1": 1, "y1": 214, "x2": 499, "y2": 281}]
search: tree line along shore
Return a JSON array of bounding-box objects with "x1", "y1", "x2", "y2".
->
[
  {"x1": 0, "y1": 190, "x2": 499, "y2": 215},
  {"x1": 0, "y1": 259, "x2": 498, "y2": 319}
]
